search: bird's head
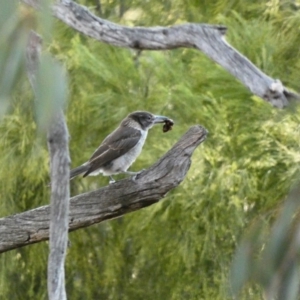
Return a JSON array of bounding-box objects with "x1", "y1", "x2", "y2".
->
[{"x1": 127, "y1": 111, "x2": 172, "y2": 131}]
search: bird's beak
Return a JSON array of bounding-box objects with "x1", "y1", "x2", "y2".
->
[{"x1": 153, "y1": 115, "x2": 171, "y2": 124}]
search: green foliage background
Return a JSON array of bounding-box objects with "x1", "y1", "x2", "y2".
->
[{"x1": 1, "y1": 0, "x2": 300, "y2": 299}]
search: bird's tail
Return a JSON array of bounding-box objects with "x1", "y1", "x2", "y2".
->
[{"x1": 70, "y1": 164, "x2": 89, "y2": 180}]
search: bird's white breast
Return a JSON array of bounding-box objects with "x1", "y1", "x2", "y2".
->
[{"x1": 102, "y1": 129, "x2": 148, "y2": 176}]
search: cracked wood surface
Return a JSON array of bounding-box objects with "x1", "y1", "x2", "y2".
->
[
  {"x1": 21, "y1": 0, "x2": 299, "y2": 108},
  {"x1": 26, "y1": 30, "x2": 70, "y2": 300},
  {"x1": 0, "y1": 125, "x2": 207, "y2": 253}
]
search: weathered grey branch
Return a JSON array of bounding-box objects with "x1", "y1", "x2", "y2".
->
[
  {"x1": 21, "y1": 0, "x2": 299, "y2": 108},
  {"x1": 0, "y1": 125, "x2": 207, "y2": 253},
  {"x1": 46, "y1": 111, "x2": 70, "y2": 300},
  {"x1": 26, "y1": 31, "x2": 70, "y2": 300}
]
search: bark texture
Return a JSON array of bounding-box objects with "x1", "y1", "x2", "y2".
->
[
  {"x1": 0, "y1": 125, "x2": 207, "y2": 253},
  {"x1": 26, "y1": 31, "x2": 70, "y2": 300},
  {"x1": 47, "y1": 112, "x2": 70, "y2": 300},
  {"x1": 21, "y1": 0, "x2": 299, "y2": 108}
]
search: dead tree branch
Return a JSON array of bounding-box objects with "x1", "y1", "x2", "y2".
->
[
  {"x1": 21, "y1": 0, "x2": 299, "y2": 108},
  {"x1": 0, "y1": 125, "x2": 207, "y2": 254},
  {"x1": 26, "y1": 31, "x2": 70, "y2": 300}
]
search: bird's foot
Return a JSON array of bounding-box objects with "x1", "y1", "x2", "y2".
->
[
  {"x1": 109, "y1": 176, "x2": 116, "y2": 184},
  {"x1": 129, "y1": 169, "x2": 145, "y2": 181}
]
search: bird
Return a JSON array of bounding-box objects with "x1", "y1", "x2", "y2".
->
[{"x1": 70, "y1": 111, "x2": 173, "y2": 183}]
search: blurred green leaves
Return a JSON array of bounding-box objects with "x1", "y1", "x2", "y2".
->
[
  {"x1": 0, "y1": 0, "x2": 67, "y2": 131},
  {"x1": 34, "y1": 53, "x2": 68, "y2": 132},
  {"x1": 0, "y1": 0, "x2": 28, "y2": 119},
  {"x1": 231, "y1": 186, "x2": 300, "y2": 300}
]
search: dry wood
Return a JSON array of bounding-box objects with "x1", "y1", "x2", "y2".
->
[
  {"x1": 26, "y1": 31, "x2": 70, "y2": 300},
  {"x1": 0, "y1": 125, "x2": 207, "y2": 253},
  {"x1": 21, "y1": 0, "x2": 299, "y2": 108}
]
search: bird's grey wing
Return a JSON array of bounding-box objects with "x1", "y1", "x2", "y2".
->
[{"x1": 83, "y1": 127, "x2": 141, "y2": 176}]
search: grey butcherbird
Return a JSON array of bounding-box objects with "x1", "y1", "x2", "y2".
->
[{"x1": 70, "y1": 111, "x2": 173, "y2": 183}]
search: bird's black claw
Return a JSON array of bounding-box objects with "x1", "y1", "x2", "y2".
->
[
  {"x1": 109, "y1": 176, "x2": 116, "y2": 184},
  {"x1": 131, "y1": 169, "x2": 145, "y2": 181}
]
